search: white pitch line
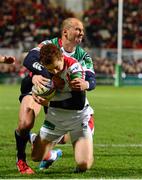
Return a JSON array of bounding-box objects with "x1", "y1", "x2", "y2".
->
[
  {"x1": 95, "y1": 144, "x2": 142, "y2": 147},
  {"x1": 57, "y1": 144, "x2": 142, "y2": 148},
  {"x1": 0, "y1": 106, "x2": 18, "y2": 110}
]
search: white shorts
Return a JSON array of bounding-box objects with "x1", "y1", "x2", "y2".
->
[{"x1": 40, "y1": 105, "x2": 93, "y2": 143}]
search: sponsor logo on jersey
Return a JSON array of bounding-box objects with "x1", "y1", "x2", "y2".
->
[
  {"x1": 33, "y1": 62, "x2": 43, "y2": 71},
  {"x1": 82, "y1": 53, "x2": 91, "y2": 60},
  {"x1": 69, "y1": 63, "x2": 82, "y2": 73}
]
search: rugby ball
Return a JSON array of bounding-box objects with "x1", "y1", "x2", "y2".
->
[{"x1": 32, "y1": 79, "x2": 55, "y2": 100}]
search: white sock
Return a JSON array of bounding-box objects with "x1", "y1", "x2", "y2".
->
[
  {"x1": 30, "y1": 133, "x2": 37, "y2": 144},
  {"x1": 48, "y1": 150, "x2": 57, "y2": 161}
]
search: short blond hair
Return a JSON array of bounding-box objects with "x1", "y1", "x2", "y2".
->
[{"x1": 61, "y1": 18, "x2": 83, "y2": 33}]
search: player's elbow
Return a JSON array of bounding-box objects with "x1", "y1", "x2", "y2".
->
[{"x1": 87, "y1": 79, "x2": 96, "y2": 91}]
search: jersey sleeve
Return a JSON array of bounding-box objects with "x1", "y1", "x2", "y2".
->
[
  {"x1": 67, "y1": 62, "x2": 85, "y2": 81},
  {"x1": 85, "y1": 71, "x2": 96, "y2": 90},
  {"x1": 23, "y1": 40, "x2": 52, "y2": 78},
  {"x1": 76, "y1": 46, "x2": 96, "y2": 90},
  {"x1": 82, "y1": 52, "x2": 95, "y2": 73},
  {"x1": 83, "y1": 54, "x2": 96, "y2": 90}
]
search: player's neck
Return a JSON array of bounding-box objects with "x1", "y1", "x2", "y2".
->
[{"x1": 62, "y1": 39, "x2": 76, "y2": 53}]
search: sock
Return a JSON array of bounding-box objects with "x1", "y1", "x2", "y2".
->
[
  {"x1": 15, "y1": 130, "x2": 30, "y2": 161},
  {"x1": 30, "y1": 133, "x2": 37, "y2": 144},
  {"x1": 44, "y1": 150, "x2": 57, "y2": 161}
]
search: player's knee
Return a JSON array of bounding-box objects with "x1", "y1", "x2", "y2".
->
[
  {"x1": 31, "y1": 146, "x2": 43, "y2": 162},
  {"x1": 18, "y1": 119, "x2": 34, "y2": 131},
  {"x1": 77, "y1": 157, "x2": 94, "y2": 170},
  {"x1": 19, "y1": 108, "x2": 35, "y2": 130},
  {"x1": 31, "y1": 153, "x2": 41, "y2": 162}
]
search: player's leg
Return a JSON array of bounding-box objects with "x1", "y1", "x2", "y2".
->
[
  {"x1": 73, "y1": 136, "x2": 94, "y2": 172},
  {"x1": 15, "y1": 95, "x2": 41, "y2": 174},
  {"x1": 31, "y1": 118, "x2": 64, "y2": 170},
  {"x1": 31, "y1": 134, "x2": 53, "y2": 161},
  {"x1": 71, "y1": 113, "x2": 94, "y2": 173},
  {"x1": 57, "y1": 132, "x2": 70, "y2": 144},
  {"x1": 31, "y1": 132, "x2": 62, "y2": 170}
]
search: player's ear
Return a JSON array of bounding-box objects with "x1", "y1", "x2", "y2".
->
[{"x1": 63, "y1": 28, "x2": 67, "y2": 36}]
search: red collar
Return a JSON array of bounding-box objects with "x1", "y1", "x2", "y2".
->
[{"x1": 58, "y1": 38, "x2": 62, "y2": 48}]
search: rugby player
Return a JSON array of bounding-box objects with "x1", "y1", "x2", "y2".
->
[
  {"x1": 31, "y1": 44, "x2": 94, "y2": 172},
  {"x1": 15, "y1": 17, "x2": 96, "y2": 174}
]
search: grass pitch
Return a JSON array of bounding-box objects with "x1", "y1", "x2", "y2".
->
[{"x1": 0, "y1": 84, "x2": 142, "y2": 179}]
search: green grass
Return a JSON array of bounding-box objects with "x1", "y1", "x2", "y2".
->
[{"x1": 0, "y1": 84, "x2": 142, "y2": 178}]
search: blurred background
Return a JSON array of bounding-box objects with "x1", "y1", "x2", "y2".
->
[{"x1": 0, "y1": 0, "x2": 142, "y2": 86}]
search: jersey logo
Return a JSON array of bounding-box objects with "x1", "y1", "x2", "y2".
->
[
  {"x1": 33, "y1": 62, "x2": 43, "y2": 71},
  {"x1": 82, "y1": 53, "x2": 91, "y2": 60},
  {"x1": 69, "y1": 63, "x2": 82, "y2": 74}
]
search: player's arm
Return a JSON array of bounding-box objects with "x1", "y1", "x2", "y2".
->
[
  {"x1": 23, "y1": 49, "x2": 51, "y2": 78},
  {"x1": 51, "y1": 64, "x2": 86, "y2": 110},
  {"x1": 82, "y1": 52, "x2": 96, "y2": 90},
  {"x1": 70, "y1": 53, "x2": 96, "y2": 91},
  {"x1": 70, "y1": 71, "x2": 96, "y2": 91},
  {"x1": 85, "y1": 70, "x2": 96, "y2": 90},
  {"x1": 69, "y1": 69, "x2": 96, "y2": 91},
  {"x1": 32, "y1": 75, "x2": 51, "y2": 89},
  {"x1": 23, "y1": 39, "x2": 52, "y2": 78}
]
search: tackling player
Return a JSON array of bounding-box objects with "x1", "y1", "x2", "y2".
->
[{"x1": 15, "y1": 17, "x2": 96, "y2": 174}]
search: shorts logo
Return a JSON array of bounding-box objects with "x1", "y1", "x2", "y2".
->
[
  {"x1": 43, "y1": 120, "x2": 55, "y2": 130},
  {"x1": 82, "y1": 123, "x2": 87, "y2": 129}
]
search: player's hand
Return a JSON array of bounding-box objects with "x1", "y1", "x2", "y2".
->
[
  {"x1": 69, "y1": 78, "x2": 89, "y2": 91},
  {"x1": 52, "y1": 75, "x2": 65, "y2": 89},
  {"x1": 32, "y1": 75, "x2": 50, "y2": 88},
  {"x1": 32, "y1": 93, "x2": 49, "y2": 106},
  {"x1": 1, "y1": 56, "x2": 16, "y2": 64}
]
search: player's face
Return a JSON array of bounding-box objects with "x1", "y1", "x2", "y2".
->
[
  {"x1": 66, "y1": 21, "x2": 84, "y2": 44},
  {"x1": 46, "y1": 56, "x2": 64, "y2": 75}
]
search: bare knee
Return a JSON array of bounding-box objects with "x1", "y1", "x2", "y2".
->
[
  {"x1": 17, "y1": 96, "x2": 41, "y2": 133},
  {"x1": 18, "y1": 107, "x2": 35, "y2": 132},
  {"x1": 77, "y1": 157, "x2": 94, "y2": 171},
  {"x1": 74, "y1": 137, "x2": 94, "y2": 171},
  {"x1": 31, "y1": 153, "x2": 42, "y2": 162}
]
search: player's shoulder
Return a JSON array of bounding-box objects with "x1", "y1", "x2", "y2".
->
[
  {"x1": 76, "y1": 45, "x2": 87, "y2": 54},
  {"x1": 39, "y1": 37, "x2": 58, "y2": 46},
  {"x1": 63, "y1": 55, "x2": 83, "y2": 72},
  {"x1": 75, "y1": 45, "x2": 92, "y2": 60},
  {"x1": 32, "y1": 37, "x2": 59, "y2": 51},
  {"x1": 63, "y1": 55, "x2": 83, "y2": 74},
  {"x1": 64, "y1": 55, "x2": 78, "y2": 66}
]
